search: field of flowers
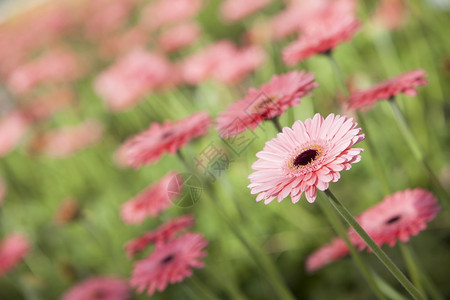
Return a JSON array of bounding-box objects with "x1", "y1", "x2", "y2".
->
[{"x1": 0, "y1": 0, "x2": 449, "y2": 299}]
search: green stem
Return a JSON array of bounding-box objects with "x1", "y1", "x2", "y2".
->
[
  {"x1": 187, "y1": 276, "x2": 221, "y2": 300},
  {"x1": 399, "y1": 243, "x2": 427, "y2": 299},
  {"x1": 324, "y1": 189, "x2": 425, "y2": 300},
  {"x1": 317, "y1": 196, "x2": 387, "y2": 300},
  {"x1": 388, "y1": 99, "x2": 450, "y2": 203},
  {"x1": 270, "y1": 116, "x2": 283, "y2": 133}
]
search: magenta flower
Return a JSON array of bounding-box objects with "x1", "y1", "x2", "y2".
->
[
  {"x1": 347, "y1": 69, "x2": 428, "y2": 110},
  {"x1": 217, "y1": 71, "x2": 317, "y2": 138},
  {"x1": 61, "y1": 276, "x2": 130, "y2": 300},
  {"x1": 248, "y1": 113, "x2": 365, "y2": 203},
  {"x1": 350, "y1": 188, "x2": 440, "y2": 249},
  {"x1": 130, "y1": 233, "x2": 208, "y2": 296},
  {"x1": 0, "y1": 233, "x2": 30, "y2": 276}
]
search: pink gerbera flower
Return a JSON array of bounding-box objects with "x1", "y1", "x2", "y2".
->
[
  {"x1": 220, "y1": 0, "x2": 271, "y2": 23},
  {"x1": 350, "y1": 188, "x2": 440, "y2": 249},
  {"x1": 130, "y1": 233, "x2": 208, "y2": 296},
  {"x1": 121, "y1": 172, "x2": 181, "y2": 225},
  {"x1": 282, "y1": 16, "x2": 360, "y2": 66},
  {"x1": 125, "y1": 215, "x2": 195, "y2": 258},
  {"x1": 347, "y1": 69, "x2": 428, "y2": 110},
  {"x1": 306, "y1": 237, "x2": 349, "y2": 273},
  {"x1": 0, "y1": 233, "x2": 30, "y2": 276},
  {"x1": 248, "y1": 113, "x2": 365, "y2": 203},
  {"x1": 217, "y1": 71, "x2": 317, "y2": 138},
  {"x1": 115, "y1": 111, "x2": 212, "y2": 168},
  {"x1": 61, "y1": 276, "x2": 130, "y2": 300},
  {"x1": 157, "y1": 22, "x2": 201, "y2": 53}
]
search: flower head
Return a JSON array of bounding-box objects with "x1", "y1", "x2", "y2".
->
[
  {"x1": 130, "y1": 233, "x2": 208, "y2": 296},
  {"x1": 350, "y1": 188, "x2": 440, "y2": 249},
  {"x1": 61, "y1": 276, "x2": 130, "y2": 300},
  {"x1": 115, "y1": 111, "x2": 212, "y2": 168},
  {"x1": 248, "y1": 113, "x2": 364, "y2": 203},
  {"x1": 0, "y1": 233, "x2": 30, "y2": 276},
  {"x1": 217, "y1": 71, "x2": 317, "y2": 138},
  {"x1": 121, "y1": 172, "x2": 181, "y2": 225},
  {"x1": 125, "y1": 215, "x2": 195, "y2": 258},
  {"x1": 306, "y1": 238, "x2": 349, "y2": 273},
  {"x1": 347, "y1": 69, "x2": 428, "y2": 110}
]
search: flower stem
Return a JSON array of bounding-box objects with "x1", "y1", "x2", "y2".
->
[
  {"x1": 388, "y1": 98, "x2": 450, "y2": 204},
  {"x1": 323, "y1": 188, "x2": 425, "y2": 300},
  {"x1": 270, "y1": 116, "x2": 283, "y2": 133},
  {"x1": 187, "y1": 276, "x2": 221, "y2": 300},
  {"x1": 317, "y1": 196, "x2": 388, "y2": 300},
  {"x1": 398, "y1": 243, "x2": 427, "y2": 299}
]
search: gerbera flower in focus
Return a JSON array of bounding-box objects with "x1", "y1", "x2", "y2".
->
[
  {"x1": 157, "y1": 22, "x2": 201, "y2": 53},
  {"x1": 347, "y1": 69, "x2": 427, "y2": 110},
  {"x1": 61, "y1": 276, "x2": 130, "y2": 300},
  {"x1": 306, "y1": 238, "x2": 349, "y2": 273},
  {"x1": 220, "y1": 0, "x2": 271, "y2": 24},
  {"x1": 94, "y1": 49, "x2": 173, "y2": 112},
  {"x1": 217, "y1": 71, "x2": 317, "y2": 138},
  {"x1": 130, "y1": 233, "x2": 208, "y2": 296},
  {"x1": 115, "y1": 111, "x2": 212, "y2": 169},
  {"x1": 125, "y1": 215, "x2": 195, "y2": 257},
  {"x1": 350, "y1": 188, "x2": 440, "y2": 250},
  {"x1": 121, "y1": 172, "x2": 181, "y2": 225},
  {"x1": 29, "y1": 119, "x2": 104, "y2": 158},
  {"x1": 0, "y1": 233, "x2": 30, "y2": 276},
  {"x1": 0, "y1": 111, "x2": 31, "y2": 157},
  {"x1": 248, "y1": 113, "x2": 365, "y2": 203},
  {"x1": 282, "y1": 16, "x2": 360, "y2": 66}
]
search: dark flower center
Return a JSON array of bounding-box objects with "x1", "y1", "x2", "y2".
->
[
  {"x1": 385, "y1": 215, "x2": 402, "y2": 225},
  {"x1": 91, "y1": 289, "x2": 106, "y2": 299},
  {"x1": 161, "y1": 131, "x2": 174, "y2": 139},
  {"x1": 160, "y1": 254, "x2": 175, "y2": 264},
  {"x1": 293, "y1": 149, "x2": 319, "y2": 167},
  {"x1": 253, "y1": 95, "x2": 277, "y2": 112}
]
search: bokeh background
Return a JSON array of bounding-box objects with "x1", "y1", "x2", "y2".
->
[{"x1": 0, "y1": 0, "x2": 449, "y2": 299}]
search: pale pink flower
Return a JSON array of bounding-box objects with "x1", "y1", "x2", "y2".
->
[
  {"x1": 217, "y1": 71, "x2": 317, "y2": 138},
  {"x1": 125, "y1": 215, "x2": 194, "y2": 257},
  {"x1": 61, "y1": 276, "x2": 130, "y2": 300},
  {"x1": 99, "y1": 27, "x2": 149, "y2": 58},
  {"x1": 120, "y1": 172, "x2": 181, "y2": 225},
  {"x1": 372, "y1": 0, "x2": 408, "y2": 30},
  {"x1": 248, "y1": 113, "x2": 365, "y2": 203},
  {"x1": 115, "y1": 111, "x2": 212, "y2": 168},
  {"x1": 220, "y1": 0, "x2": 271, "y2": 23},
  {"x1": 180, "y1": 40, "x2": 237, "y2": 85},
  {"x1": 94, "y1": 49, "x2": 173, "y2": 112},
  {"x1": 130, "y1": 233, "x2": 208, "y2": 296},
  {"x1": 30, "y1": 120, "x2": 103, "y2": 158},
  {"x1": 213, "y1": 45, "x2": 266, "y2": 84},
  {"x1": 157, "y1": 22, "x2": 201, "y2": 53},
  {"x1": 140, "y1": 0, "x2": 203, "y2": 30},
  {"x1": 347, "y1": 69, "x2": 427, "y2": 110},
  {"x1": 7, "y1": 48, "x2": 82, "y2": 94},
  {"x1": 306, "y1": 238, "x2": 349, "y2": 273},
  {"x1": 350, "y1": 189, "x2": 440, "y2": 249},
  {"x1": 0, "y1": 111, "x2": 31, "y2": 157},
  {"x1": 0, "y1": 233, "x2": 30, "y2": 276}
]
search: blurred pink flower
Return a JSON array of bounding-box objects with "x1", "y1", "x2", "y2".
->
[
  {"x1": 140, "y1": 0, "x2": 203, "y2": 30},
  {"x1": 115, "y1": 111, "x2": 212, "y2": 168},
  {"x1": 217, "y1": 71, "x2": 317, "y2": 137},
  {"x1": 130, "y1": 233, "x2": 208, "y2": 296},
  {"x1": 121, "y1": 172, "x2": 181, "y2": 225},
  {"x1": 30, "y1": 119, "x2": 103, "y2": 158},
  {"x1": 0, "y1": 233, "x2": 30, "y2": 276},
  {"x1": 348, "y1": 69, "x2": 427, "y2": 110},
  {"x1": 372, "y1": 0, "x2": 408, "y2": 30},
  {"x1": 350, "y1": 189, "x2": 440, "y2": 249},
  {"x1": 213, "y1": 45, "x2": 266, "y2": 84},
  {"x1": 61, "y1": 276, "x2": 130, "y2": 300},
  {"x1": 94, "y1": 49, "x2": 173, "y2": 112},
  {"x1": 7, "y1": 49, "x2": 82, "y2": 94},
  {"x1": 125, "y1": 215, "x2": 195, "y2": 257},
  {"x1": 157, "y1": 22, "x2": 201, "y2": 53},
  {"x1": 248, "y1": 113, "x2": 365, "y2": 203},
  {"x1": 306, "y1": 238, "x2": 349, "y2": 273},
  {"x1": 0, "y1": 111, "x2": 31, "y2": 157},
  {"x1": 220, "y1": 0, "x2": 271, "y2": 23},
  {"x1": 99, "y1": 27, "x2": 149, "y2": 58}
]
